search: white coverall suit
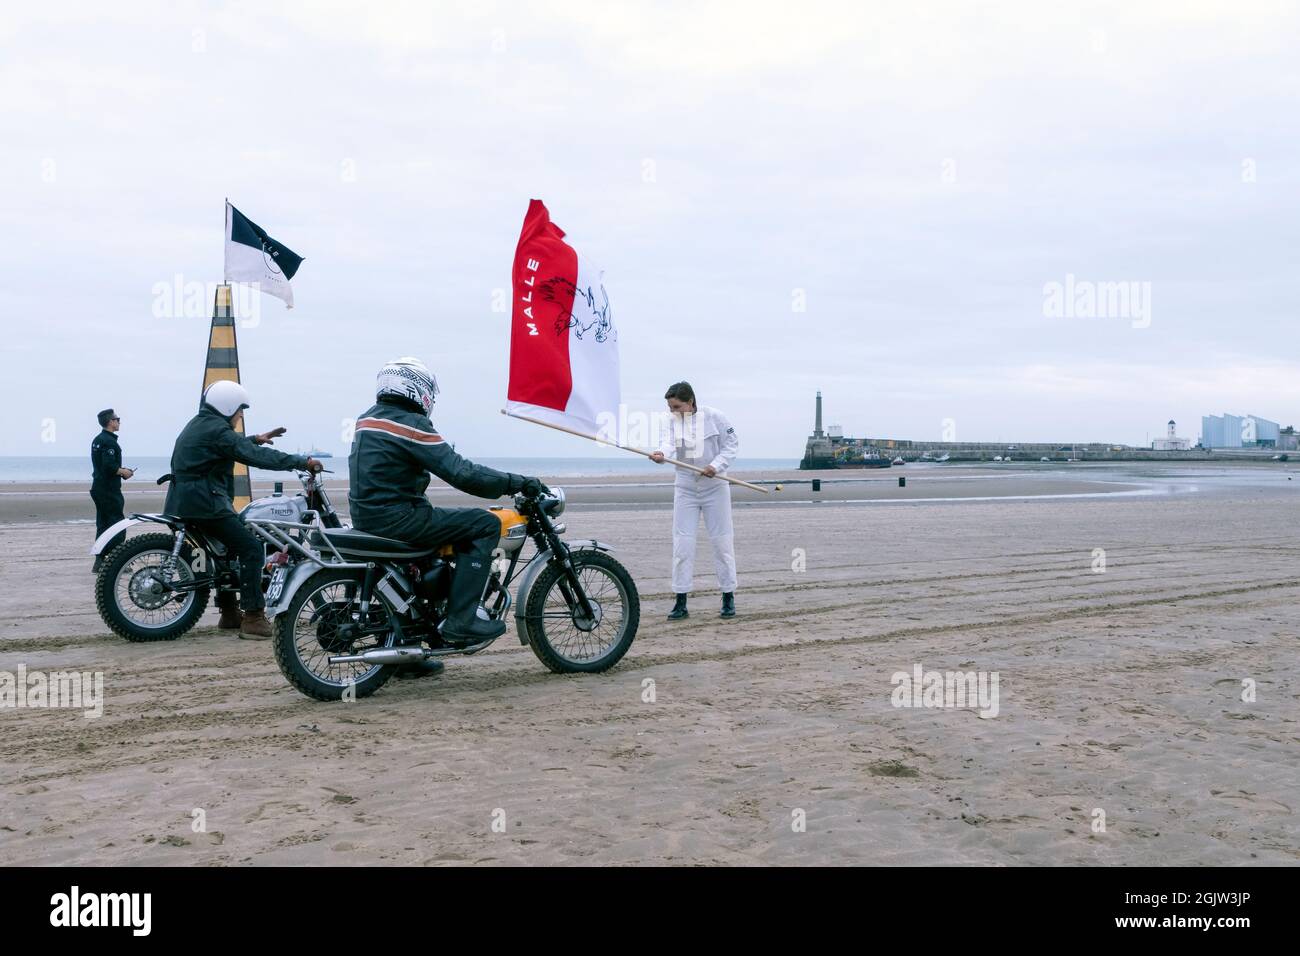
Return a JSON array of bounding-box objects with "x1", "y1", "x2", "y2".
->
[{"x1": 658, "y1": 405, "x2": 739, "y2": 594}]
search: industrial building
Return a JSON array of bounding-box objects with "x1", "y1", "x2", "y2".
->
[{"x1": 1201, "y1": 413, "x2": 1281, "y2": 448}]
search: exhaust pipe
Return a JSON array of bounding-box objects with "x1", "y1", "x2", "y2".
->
[
  {"x1": 329, "y1": 646, "x2": 427, "y2": 665},
  {"x1": 329, "y1": 633, "x2": 502, "y2": 666}
]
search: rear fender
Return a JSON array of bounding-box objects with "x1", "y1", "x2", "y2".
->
[
  {"x1": 265, "y1": 561, "x2": 348, "y2": 619},
  {"x1": 90, "y1": 517, "x2": 151, "y2": 555}
]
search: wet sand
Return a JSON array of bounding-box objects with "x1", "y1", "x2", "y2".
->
[
  {"x1": 1, "y1": 466, "x2": 1297, "y2": 865},
  {"x1": 0, "y1": 465, "x2": 1143, "y2": 526}
]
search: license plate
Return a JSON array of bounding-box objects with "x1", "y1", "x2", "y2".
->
[{"x1": 267, "y1": 565, "x2": 289, "y2": 604}]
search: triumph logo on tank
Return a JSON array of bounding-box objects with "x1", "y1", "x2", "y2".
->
[
  {"x1": 890, "y1": 664, "x2": 1000, "y2": 718},
  {"x1": 0, "y1": 665, "x2": 104, "y2": 718},
  {"x1": 49, "y1": 886, "x2": 151, "y2": 936}
]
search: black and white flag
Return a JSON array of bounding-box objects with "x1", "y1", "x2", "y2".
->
[{"x1": 224, "y1": 201, "x2": 304, "y2": 308}]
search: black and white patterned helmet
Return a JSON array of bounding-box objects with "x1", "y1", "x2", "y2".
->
[{"x1": 376, "y1": 356, "x2": 439, "y2": 416}]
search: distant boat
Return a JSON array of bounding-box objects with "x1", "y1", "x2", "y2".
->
[{"x1": 300, "y1": 448, "x2": 333, "y2": 458}]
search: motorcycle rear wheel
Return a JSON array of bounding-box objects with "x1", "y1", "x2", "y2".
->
[
  {"x1": 95, "y1": 532, "x2": 210, "y2": 642},
  {"x1": 272, "y1": 568, "x2": 400, "y2": 701}
]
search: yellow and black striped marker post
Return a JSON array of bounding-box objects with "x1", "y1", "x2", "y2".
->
[{"x1": 203, "y1": 284, "x2": 252, "y2": 511}]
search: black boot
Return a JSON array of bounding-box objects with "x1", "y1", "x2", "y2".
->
[
  {"x1": 720, "y1": 592, "x2": 736, "y2": 618},
  {"x1": 442, "y1": 536, "x2": 507, "y2": 644},
  {"x1": 91, "y1": 555, "x2": 103, "y2": 574},
  {"x1": 442, "y1": 615, "x2": 506, "y2": 644},
  {"x1": 667, "y1": 593, "x2": 689, "y2": 620}
]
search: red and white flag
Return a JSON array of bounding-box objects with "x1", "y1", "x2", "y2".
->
[{"x1": 506, "y1": 199, "x2": 619, "y2": 434}]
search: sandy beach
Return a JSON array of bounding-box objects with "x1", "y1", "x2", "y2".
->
[{"x1": 1, "y1": 463, "x2": 1297, "y2": 865}]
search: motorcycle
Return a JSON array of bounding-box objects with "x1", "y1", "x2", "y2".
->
[
  {"x1": 265, "y1": 484, "x2": 640, "y2": 701},
  {"x1": 92, "y1": 471, "x2": 344, "y2": 642}
]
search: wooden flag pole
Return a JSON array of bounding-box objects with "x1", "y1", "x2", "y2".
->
[{"x1": 501, "y1": 409, "x2": 770, "y2": 493}]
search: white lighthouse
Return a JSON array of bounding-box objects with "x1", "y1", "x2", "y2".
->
[{"x1": 1153, "y1": 419, "x2": 1190, "y2": 451}]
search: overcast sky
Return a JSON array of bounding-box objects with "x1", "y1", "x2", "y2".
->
[{"x1": 2, "y1": 0, "x2": 1297, "y2": 459}]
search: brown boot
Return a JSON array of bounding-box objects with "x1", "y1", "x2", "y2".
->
[
  {"x1": 239, "y1": 609, "x2": 274, "y2": 641},
  {"x1": 217, "y1": 606, "x2": 243, "y2": 630}
]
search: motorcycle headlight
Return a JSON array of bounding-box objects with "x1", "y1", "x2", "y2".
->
[{"x1": 543, "y1": 486, "x2": 566, "y2": 518}]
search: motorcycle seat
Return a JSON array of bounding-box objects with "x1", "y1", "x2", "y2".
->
[{"x1": 311, "y1": 528, "x2": 438, "y2": 559}]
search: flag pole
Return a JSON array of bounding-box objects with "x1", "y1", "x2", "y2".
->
[{"x1": 501, "y1": 409, "x2": 769, "y2": 493}]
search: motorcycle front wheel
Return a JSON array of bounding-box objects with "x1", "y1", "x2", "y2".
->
[
  {"x1": 523, "y1": 549, "x2": 639, "y2": 673},
  {"x1": 94, "y1": 532, "x2": 210, "y2": 642},
  {"x1": 272, "y1": 568, "x2": 400, "y2": 701}
]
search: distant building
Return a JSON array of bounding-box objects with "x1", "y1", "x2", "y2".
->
[
  {"x1": 1152, "y1": 419, "x2": 1190, "y2": 450},
  {"x1": 798, "y1": 392, "x2": 891, "y2": 469},
  {"x1": 1202, "y1": 412, "x2": 1281, "y2": 448}
]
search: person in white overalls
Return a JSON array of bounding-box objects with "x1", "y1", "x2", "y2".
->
[{"x1": 649, "y1": 382, "x2": 740, "y2": 620}]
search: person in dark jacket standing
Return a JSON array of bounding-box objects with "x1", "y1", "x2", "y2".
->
[
  {"x1": 164, "y1": 380, "x2": 321, "y2": 639},
  {"x1": 349, "y1": 357, "x2": 548, "y2": 652},
  {"x1": 90, "y1": 409, "x2": 134, "y2": 573}
]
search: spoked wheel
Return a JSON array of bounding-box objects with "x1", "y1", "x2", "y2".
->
[
  {"x1": 272, "y1": 568, "x2": 399, "y2": 701},
  {"x1": 523, "y1": 550, "x2": 639, "y2": 673},
  {"x1": 95, "y1": 532, "x2": 209, "y2": 641}
]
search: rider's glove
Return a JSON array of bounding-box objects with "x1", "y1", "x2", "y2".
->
[{"x1": 511, "y1": 475, "x2": 549, "y2": 497}]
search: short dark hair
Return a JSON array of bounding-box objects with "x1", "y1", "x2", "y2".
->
[
  {"x1": 97, "y1": 408, "x2": 116, "y2": 427},
  {"x1": 664, "y1": 382, "x2": 696, "y2": 407}
]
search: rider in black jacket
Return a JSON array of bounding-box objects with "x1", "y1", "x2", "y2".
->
[
  {"x1": 164, "y1": 381, "x2": 321, "y2": 638},
  {"x1": 348, "y1": 358, "x2": 547, "y2": 649}
]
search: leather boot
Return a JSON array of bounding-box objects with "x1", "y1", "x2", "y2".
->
[
  {"x1": 217, "y1": 606, "x2": 243, "y2": 630},
  {"x1": 442, "y1": 613, "x2": 506, "y2": 645},
  {"x1": 443, "y1": 543, "x2": 505, "y2": 644},
  {"x1": 667, "y1": 593, "x2": 689, "y2": 620},
  {"x1": 239, "y1": 609, "x2": 274, "y2": 640},
  {"x1": 720, "y1": 592, "x2": 736, "y2": 619}
]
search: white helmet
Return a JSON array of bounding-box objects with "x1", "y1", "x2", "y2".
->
[
  {"x1": 377, "y1": 356, "x2": 439, "y2": 416},
  {"x1": 204, "y1": 380, "x2": 251, "y2": 418}
]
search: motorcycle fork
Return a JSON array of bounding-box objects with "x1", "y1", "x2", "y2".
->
[
  {"x1": 527, "y1": 504, "x2": 597, "y2": 619},
  {"x1": 547, "y1": 540, "x2": 597, "y2": 620}
]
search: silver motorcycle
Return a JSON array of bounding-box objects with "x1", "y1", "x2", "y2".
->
[{"x1": 261, "y1": 484, "x2": 640, "y2": 701}]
